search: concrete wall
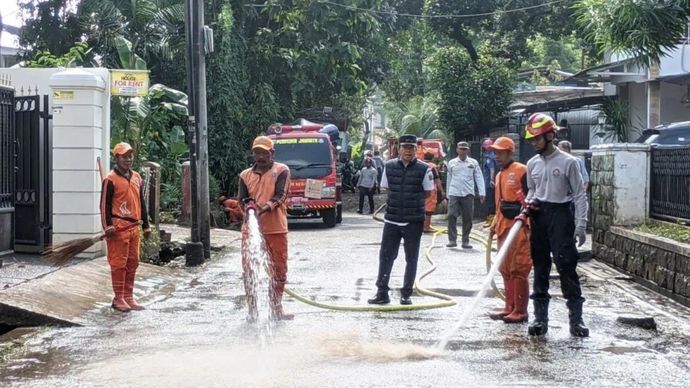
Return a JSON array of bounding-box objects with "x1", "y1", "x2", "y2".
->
[
  {"x1": 3, "y1": 68, "x2": 112, "y2": 257},
  {"x1": 660, "y1": 82, "x2": 690, "y2": 123},
  {"x1": 591, "y1": 143, "x2": 689, "y2": 306},
  {"x1": 626, "y1": 82, "x2": 648, "y2": 139}
]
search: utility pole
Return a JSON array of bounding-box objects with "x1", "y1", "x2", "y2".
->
[
  {"x1": 192, "y1": 0, "x2": 211, "y2": 260},
  {"x1": 184, "y1": 0, "x2": 211, "y2": 265}
]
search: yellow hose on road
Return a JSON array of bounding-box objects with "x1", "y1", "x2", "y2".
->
[{"x1": 284, "y1": 204, "x2": 502, "y2": 311}]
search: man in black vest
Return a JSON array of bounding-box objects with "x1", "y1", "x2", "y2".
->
[{"x1": 368, "y1": 135, "x2": 435, "y2": 305}]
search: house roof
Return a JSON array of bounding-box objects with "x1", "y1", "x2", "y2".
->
[
  {"x1": 565, "y1": 58, "x2": 644, "y2": 83},
  {"x1": 511, "y1": 86, "x2": 606, "y2": 113}
]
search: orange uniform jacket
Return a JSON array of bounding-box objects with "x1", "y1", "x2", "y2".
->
[
  {"x1": 100, "y1": 169, "x2": 149, "y2": 230},
  {"x1": 239, "y1": 162, "x2": 290, "y2": 235},
  {"x1": 494, "y1": 161, "x2": 531, "y2": 278},
  {"x1": 425, "y1": 161, "x2": 440, "y2": 213},
  {"x1": 494, "y1": 162, "x2": 528, "y2": 237}
]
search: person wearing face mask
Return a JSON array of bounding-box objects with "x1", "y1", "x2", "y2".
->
[
  {"x1": 524, "y1": 113, "x2": 589, "y2": 337},
  {"x1": 100, "y1": 142, "x2": 151, "y2": 313}
]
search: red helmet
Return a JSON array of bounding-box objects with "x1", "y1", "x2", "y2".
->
[
  {"x1": 525, "y1": 113, "x2": 558, "y2": 140},
  {"x1": 482, "y1": 138, "x2": 493, "y2": 151}
]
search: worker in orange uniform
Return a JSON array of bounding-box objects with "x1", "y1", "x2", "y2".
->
[
  {"x1": 487, "y1": 137, "x2": 532, "y2": 323},
  {"x1": 423, "y1": 151, "x2": 445, "y2": 233},
  {"x1": 100, "y1": 142, "x2": 151, "y2": 312},
  {"x1": 219, "y1": 196, "x2": 244, "y2": 226},
  {"x1": 239, "y1": 136, "x2": 292, "y2": 321}
]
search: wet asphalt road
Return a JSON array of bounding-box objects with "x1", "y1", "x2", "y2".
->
[{"x1": 1, "y1": 213, "x2": 689, "y2": 387}]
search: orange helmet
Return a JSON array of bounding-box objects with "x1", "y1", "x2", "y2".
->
[
  {"x1": 490, "y1": 136, "x2": 515, "y2": 152},
  {"x1": 525, "y1": 113, "x2": 558, "y2": 140}
]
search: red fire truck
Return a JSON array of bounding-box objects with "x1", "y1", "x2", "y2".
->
[{"x1": 266, "y1": 119, "x2": 345, "y2": 227}]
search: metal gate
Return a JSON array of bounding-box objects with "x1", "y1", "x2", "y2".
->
[
  {"x1": 13, "y1": 94, "x2": 52, "y2": 252},
  {"x1": 0, "y1": 85, "x2": 14, "y2": 254}
]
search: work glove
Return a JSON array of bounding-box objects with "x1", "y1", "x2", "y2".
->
[
  {"x1": 575, "y1": 223, "x2": 587, "y2": 247},
  {"x1": 104, "y1": 225, "x2": 117, "y2": 237}
]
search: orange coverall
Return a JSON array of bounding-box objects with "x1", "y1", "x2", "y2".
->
[
  {"x1": 100, "y1": 169, "x2": 149, "y2": 310},
  {"x1": 491, "y1": 161, "x2": 532, "y2": 322},
  {"x1": 238, "y1": 162, "x2": 291, "y2": 319}
]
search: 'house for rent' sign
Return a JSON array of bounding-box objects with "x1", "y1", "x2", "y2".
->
[{"x1": 110, "y1": 70, "x2": 150, "y2": 97}]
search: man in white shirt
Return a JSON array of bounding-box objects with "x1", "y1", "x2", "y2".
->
[{"x1": 446, "y1": 141, "x2": 485, "y2": 249}]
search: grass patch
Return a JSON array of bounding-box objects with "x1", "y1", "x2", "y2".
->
[{"x1": 636, "y1": 220, "x2": 690, "y2": 244}]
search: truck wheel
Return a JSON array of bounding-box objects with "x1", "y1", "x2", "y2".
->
[
  {"x1": 336, "y1": 204, "x2": 343, "y2": 223},
  {"x1": 322, "y1": 209, "x2": 336, "y2": 227}
]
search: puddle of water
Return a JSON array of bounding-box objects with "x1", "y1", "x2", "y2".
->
[
  {"x1": 319, "y1": 334, "x2": 439, "y2": 361},
  {"x1": 600, "y1": 346, "x2": 653, "y2": 355},
  {"x1": 436, "y1": 221, "x2": 521, "y2": 350}
]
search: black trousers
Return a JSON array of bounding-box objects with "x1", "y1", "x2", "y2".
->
[
  {"x1": 486, "y1": 185, "x2": 496, "y2": 215},
  {"x1": 530, "y1": 202, "x2": 585, "y2": 308},
  {"x1": 375, "y1": 221, "x2": 424, "y2": 298},
  {"x1": 358, "y1": 186, "x2": 375, "y2": 213}
]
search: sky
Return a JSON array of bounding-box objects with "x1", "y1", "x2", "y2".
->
[{"x1": 1, "y1": 2, "x2": 24, "y2": 49}]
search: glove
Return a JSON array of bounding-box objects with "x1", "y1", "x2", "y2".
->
[
  {"x1": 575, "y1": 223, "x2": 586, "y2": 247},
  {"x1": 104, "y1": 225, "x2": 117, "y2": 237}
]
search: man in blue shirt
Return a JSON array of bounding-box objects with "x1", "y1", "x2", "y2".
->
[{"x1": 482, "y1": 138, "x2": 498, "y2": 226}]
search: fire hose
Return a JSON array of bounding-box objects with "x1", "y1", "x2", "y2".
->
[{"x1": 242, "y1": 197, "x2": 509, "y2": 312}]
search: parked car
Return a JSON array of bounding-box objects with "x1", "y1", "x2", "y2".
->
[{"x1": 635, "y1": 121, "x2": 690, "y2": 146}]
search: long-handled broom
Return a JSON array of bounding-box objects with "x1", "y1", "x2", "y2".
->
[
  {"x1": 43, "y1": 221, "x2": 142, "y2": 267},
  {"x1": 43, "y1": 156, "x2": 141, "y2": 266}
]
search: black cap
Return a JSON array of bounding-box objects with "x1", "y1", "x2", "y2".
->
[{"x1": 399, "y1": 134, "x2": 418, "y2": 145}]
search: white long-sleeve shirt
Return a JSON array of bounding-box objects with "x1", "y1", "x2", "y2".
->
[
  {"x1": 526, "y1": 148, "x2": 588, "y2": 227},
  {"x1": 446, "y1": 156, "x2": 485, "y2": 197}
]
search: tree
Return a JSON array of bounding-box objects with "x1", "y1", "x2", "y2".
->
[
  {"x1": 427, "y1": 0, "x2": 578, "y2": 65},
  {"x1": 383, "y1": 96, "x2": 448, "y2": 141},
  {"x1": 17, "y1": 0, "x2": 84, "y2": 58},
  {"x1": 78, "y1": 0, "x2": 185, "y2": 83},
  {"x1": 574, "y1": 0, "x2": 690, "y2": 66},
  {"x1": 429, "y1": 46, "x2": 515, "y2": 138}
]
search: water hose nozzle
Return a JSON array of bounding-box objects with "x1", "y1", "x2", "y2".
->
[{"x1": 243, "y1": 198, "x2": 258, "y2": 216}]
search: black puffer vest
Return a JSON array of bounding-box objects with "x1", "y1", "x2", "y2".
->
[{"x1": 384, "y1": 158, "x2": 428, "y2": 223}]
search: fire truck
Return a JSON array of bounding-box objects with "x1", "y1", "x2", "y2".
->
[
  {"x1": 387, "y1": 137, "x2": 446, "y2": 160},
  {"x1": 266, "y1": 119, "x2": 347, "y2": 227}
]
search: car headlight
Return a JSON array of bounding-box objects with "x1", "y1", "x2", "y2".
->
[{"x1": 321, "y1": 186, "x2": 336, "y2": 198}]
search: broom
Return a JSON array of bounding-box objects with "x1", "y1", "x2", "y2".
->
[
  {"x1": 43, "y1": 221, "x2": 142, "y2": 267},
  {"x1": 43, "y1": 156, "x2": 142, "y2": 266}
]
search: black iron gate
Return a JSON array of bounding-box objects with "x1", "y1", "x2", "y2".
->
[
  {"x1": 650, "y1": 146, "x2": 690, "y2": 223},
  {"x1": 13, "y1": 94, "x2": 52, "y2": 252},
  {"x1": 0, "y1": 86, "x2": 14, "y2": 254}
]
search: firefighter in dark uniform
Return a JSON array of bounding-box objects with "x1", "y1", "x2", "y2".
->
[{"x1": 524, "y1": 113, "x2": 589, "y2": 337}]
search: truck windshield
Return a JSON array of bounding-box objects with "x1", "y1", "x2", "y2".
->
[{"x1": 273, "y1": 137, "x2": 332, "y2": 179}]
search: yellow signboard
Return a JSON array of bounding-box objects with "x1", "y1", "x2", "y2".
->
[
  {"x1": 110, "y1": 70, "x2": 150, "y2": 97},
  {"x1": 53, "y1": 90, "x2": 74, "y2": 101}
]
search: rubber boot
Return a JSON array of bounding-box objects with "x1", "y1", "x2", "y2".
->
[
  {"x1": 123, "y1": 269, "x2": 145, "y2": 311},
  {"x1": 488, "y1": 277, "x2": 514, "y2": 320},
  {"x1": 270, "y1": 281, "x2": 293, "y2": 320},
  {"x1": 503, "y1": 278, "x2": 529, "y2": 323},
  {"x1": 528, "y1": 298, "x2": 549, "y2": 336},
  {"x1": 567, "y1": 300, "x2": 590, "y2": 337},
  {"x1": 110, "y1": 268, "x2": 131, "y2": 312},
  {"x1": 423, "y1": 215, "x2": 433, "y2": 233}
]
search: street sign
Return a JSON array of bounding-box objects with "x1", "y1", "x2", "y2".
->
[{"x1": 110, "y1": 70, "x2": 150, "y2": 97}]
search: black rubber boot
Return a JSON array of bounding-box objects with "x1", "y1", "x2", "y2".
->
[
  {"x1": 367, "y1": 292, "x2": 390, "y2": 305},
  {"x1": 528, "y1": 298, "x2": 549, "y2": 336},
  {"x1": 567, "y1": 300, "x2": 590, "y2": 337}
]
